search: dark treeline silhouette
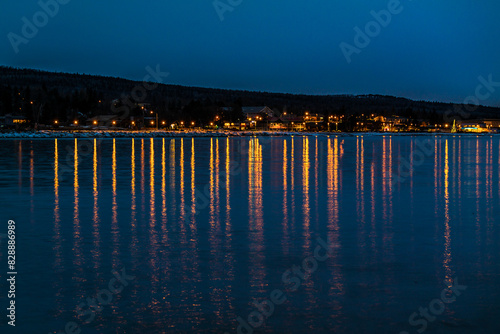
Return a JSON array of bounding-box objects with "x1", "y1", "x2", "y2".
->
[{"x1": 1, "y1": 66, "x2": 500, "y2": 127}]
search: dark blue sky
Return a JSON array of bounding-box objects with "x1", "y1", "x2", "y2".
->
[{"x1": 2, "y1": 0, "x2": 500, "y2": 106}]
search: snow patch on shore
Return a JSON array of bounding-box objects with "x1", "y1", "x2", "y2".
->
[
  {"x1": 0, "y1": 130, "x2": 339, "y2": 139},
  {"x1": 0, "y1": 131, "x2": 488, "y2": 139}
]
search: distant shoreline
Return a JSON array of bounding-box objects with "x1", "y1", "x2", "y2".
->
[{"x1": 0, "y1": 130, "x2": 494, "y2": 139}]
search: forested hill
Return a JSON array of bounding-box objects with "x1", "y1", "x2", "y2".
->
[{"x1": 1, "y1": 66, "x2": 499, "y2": 124}]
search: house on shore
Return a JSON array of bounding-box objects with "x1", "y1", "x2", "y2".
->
[
  {"x1": 458, "y1": 119, "x2": 500, "y2": 133},
  {"x1": 242, "y1": 106, "x2": 275, "y2": 121},
  {"x1": 304, "y1": 112, "x2": 325, "y2": 131},
  {"x1": 241, "y1": 106, "x2": 275, "y2": 130},
  {"x1": 0, "y1": 114, "x2": 29, "y2": 129}
]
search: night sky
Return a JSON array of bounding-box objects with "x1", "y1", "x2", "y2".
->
[{"x1": 1, "y1": 0, "x2": 499, "y2": 106}]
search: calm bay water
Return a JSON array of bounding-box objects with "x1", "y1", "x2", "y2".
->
[{"x1": 0, "y1": 135, "x2": 499, "y2": 333}]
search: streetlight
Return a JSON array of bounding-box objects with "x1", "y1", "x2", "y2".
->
[
  {"x1": 145, "y1": 110, "x2": 158, "y2": 130},
  {"x1": 54, "y1": 120, "x2": 58, "y2": 124},
  {"x1": 74, "y1": 120, "x2": 78, "y2": 125}
]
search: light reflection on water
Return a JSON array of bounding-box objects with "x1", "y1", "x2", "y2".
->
[{"x1": 1, "y1": 136, "x2": 500, "y2": 333}]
